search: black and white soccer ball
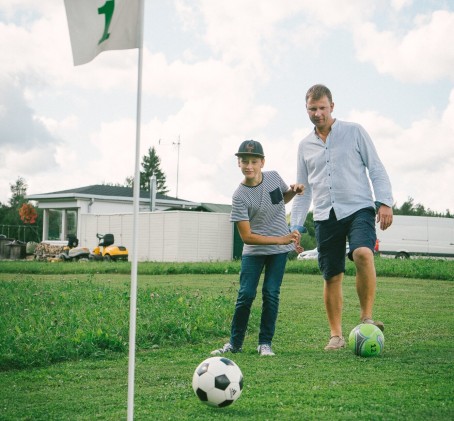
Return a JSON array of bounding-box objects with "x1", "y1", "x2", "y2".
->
[{"x1": 192, "y1": 356, "x2": 243, "y2": 407}]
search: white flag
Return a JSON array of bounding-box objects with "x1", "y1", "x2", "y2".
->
[{"x1": 64, "y1": 0, "x2": 140, "y2": 66}]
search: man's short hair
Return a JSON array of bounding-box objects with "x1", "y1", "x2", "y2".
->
[{"x1": 306, "y1": 84, "x2": 333, "y2": 104}]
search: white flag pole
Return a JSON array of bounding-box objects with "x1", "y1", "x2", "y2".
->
[{"x1": 127, "y1": 0, "x2": 145, "y2": 419}]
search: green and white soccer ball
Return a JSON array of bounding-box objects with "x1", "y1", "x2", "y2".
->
[{"x1": 348, "y1": 323, "x2": 384, "y2": 357}]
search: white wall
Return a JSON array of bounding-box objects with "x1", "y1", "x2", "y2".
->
[{"x1": 79, "y1": 211, "x2": 233, "y2": 262}]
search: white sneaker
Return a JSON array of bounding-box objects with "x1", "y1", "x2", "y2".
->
[
  {"x1": 211, "y1": 342, "x2": 241, "y2": 356},
  {"x1": 257, "y1": 344, "x2": 275, "y2": 356}
]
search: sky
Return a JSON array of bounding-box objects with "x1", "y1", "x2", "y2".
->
[{"x1": 1, "y1": 0, "x2": 453, "y2": 215}]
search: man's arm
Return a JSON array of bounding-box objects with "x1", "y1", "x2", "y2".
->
[
  {"x1": 358, "y1": 125, "x2": 394, "y2": 208},
  {"x1": 290, "y1": 149, "x2": 312, "y2": 232}
]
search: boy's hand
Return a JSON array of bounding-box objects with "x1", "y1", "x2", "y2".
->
[
  {"x1": 282, "y1": 229, "x2": 301, "y2": 246},
  {"x1": 290, "y1": 183, "x2": 305, "y2": 195}
]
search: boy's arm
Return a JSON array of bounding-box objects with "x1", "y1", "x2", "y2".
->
[
  {"x1": 283, "y1": 183, "x2": 305, "y2": 204},
  {"x1": 236, "y1": 221, "x2": 300, "y2": 246}
]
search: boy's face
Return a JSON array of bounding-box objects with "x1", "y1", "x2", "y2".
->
[{"x1": 238, "y1": 155, "x2": 264, "y2": 183}]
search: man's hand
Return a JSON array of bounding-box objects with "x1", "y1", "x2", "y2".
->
[{"x1": 376, "y1": 204, "x2": 393, "y2": 230}]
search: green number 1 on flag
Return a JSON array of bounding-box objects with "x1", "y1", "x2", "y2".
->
[{"x1": 98, "y1": 0, "x2": 115, "y2": 45}]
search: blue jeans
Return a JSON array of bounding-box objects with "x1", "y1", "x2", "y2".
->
[{"x1": 230, "y1": 252, "x2": 288, "y2": 348}]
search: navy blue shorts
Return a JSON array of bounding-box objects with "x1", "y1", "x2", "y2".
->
[{"x1": 315, "y1": 207, "x2": 376, "y2": 280}]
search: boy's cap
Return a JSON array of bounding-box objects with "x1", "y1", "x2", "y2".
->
[{"x1": 235, "y1": 140, "x2": 265, "y2": 158}]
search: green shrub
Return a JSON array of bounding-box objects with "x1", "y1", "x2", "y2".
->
[{"x1": 0, "y1": 276, "x2": 251, "y2": 370}]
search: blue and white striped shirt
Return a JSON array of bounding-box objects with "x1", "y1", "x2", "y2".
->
[
  {"x1": 291, "y1": 119, "x2": 393, "y2": 228},
  {"x1": 231, "y1": 170, "x2": 294, "y2": 256}
]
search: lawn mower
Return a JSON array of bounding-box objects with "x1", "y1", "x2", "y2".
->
[
  {"x1": 90, "y1": 233, "x2": 129, "y2": 262},
  {"x1": 59, "y1": 235, "x2": 90, "y2": 262}
]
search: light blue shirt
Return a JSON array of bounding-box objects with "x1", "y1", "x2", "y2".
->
[{"x1": 290, "y1": 119, "x2": 393, "y2": 230}]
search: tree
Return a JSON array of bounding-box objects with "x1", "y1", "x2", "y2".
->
[
  {"x1": 393, "y1": 197, "x2": 415, "y2": 215},
  {"x1": 393, "y1": 196, "x2": 451, "y2": 218},
  {"x1": 0, "y1": 177, "x2": 42, "y2": 242},
  {"x1": 19, "y1": 203, "x2": 38, "y2": 224},
  {"x1": 9, "y1": 177, "x2": 28, "y2": 209},
  {"x1": 139, "y1": 146, "x2": 169, "y2": 194},
  {"x1": 0, "y1": 177, "x2": 28, "y2": 226},
  {"x1": 123, "y1": 176, "x2": 134, "y2": 188}
]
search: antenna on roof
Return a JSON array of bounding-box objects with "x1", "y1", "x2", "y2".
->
[
  {"x1": 172, "y1": 135, "x2": 181, "y2": 198},
  {"x1": 158, "y1": 135, "x2": 181, "y2": 198}
]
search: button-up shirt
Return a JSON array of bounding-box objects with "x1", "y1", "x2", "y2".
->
[{"x1": 291, "y1": 119, "x2": 393, "y2": 228}]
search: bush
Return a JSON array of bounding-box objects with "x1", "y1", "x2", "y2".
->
[{"x1": 0, "y1": 276, "x2": 254, "y2": 370}]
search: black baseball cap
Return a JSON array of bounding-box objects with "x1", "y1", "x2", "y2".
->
[{"x1": 235, "y1": 140, "x2": 265, "y2": 158}]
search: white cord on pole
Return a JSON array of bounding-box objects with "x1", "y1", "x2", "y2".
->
[{"x1": 127, "y1": 0, "x2": 145, "y2": 419}]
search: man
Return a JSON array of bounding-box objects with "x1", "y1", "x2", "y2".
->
[
  {"x1": 211, "y1": 140, "x2": 304, "y2": 356},
  {"x1": 291, "y1": 84, "x2": 393, "y2": 350}
]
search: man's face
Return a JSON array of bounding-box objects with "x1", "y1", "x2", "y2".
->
[
  {"x1": 238, "y1": 155, "x2": 264, "y2": 180},
  {"x1": 306, "y1": 95, "x2": 334, "y2": 129}
]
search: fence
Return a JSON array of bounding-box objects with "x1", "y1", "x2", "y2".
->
[
  {"x1": 0, "y1": 225, "x2": 41, "y2": 243},
  {"x1": 79, "y1": 211, "x2": 233, "y2": 262}
]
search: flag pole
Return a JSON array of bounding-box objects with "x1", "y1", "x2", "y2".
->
[{"x1": 127, "y1": 0, "x2": 145, "y2": 419}]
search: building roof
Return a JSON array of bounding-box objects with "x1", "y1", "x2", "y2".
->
[
  {"x1": 198, "y1": 203, "x2": 232, "y2": 213},
  {"x1": 26, "y1": 185, "x2": 231, "y2": 213},
  {"x1": 28, "y1": 184, "x2": 193, "y2": 202},
  {"x1": 28, "y1": 184, "x2": 171, "y2": 200}
]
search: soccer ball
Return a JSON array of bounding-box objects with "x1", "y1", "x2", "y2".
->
[
  {"x1": 192, "y1": 357, "x2": 243, "y2": 407},
  {"x1": 348, "y1": 323, "x2": 385, "y2": 357}
]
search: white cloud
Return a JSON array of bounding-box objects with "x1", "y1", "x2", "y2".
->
[
  {"x1": 0, "y1": 76, "x2": 59, "y2": 154},
  {"x1": 390, "y1": 0, "x2": 413, "y2": 12},
  {"x1": 196, "y1": 0, "x2": 367, "y2": 77},
  {"x1": 37, "y1": 114, "x2": 79, "y2": 135},
  {"x1": 347, "y1": 89, "x2": 454, "y2": 213},
  {"x1": 3, "y1": 147, "x2": 58, "y2": 175},
  {"x1": 353, "y1": 10, "x2": 454, "y2": 82},
  {"x1": 0, "y1": 0, "x2": 453, "y2": 218}
]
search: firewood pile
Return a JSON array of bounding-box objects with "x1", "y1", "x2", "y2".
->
[{"x1": 34, "y1": 243, "x2": 65, "y2": 261}]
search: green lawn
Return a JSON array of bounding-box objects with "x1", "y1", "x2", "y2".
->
[{"x1": 1, "y1": 272, "x2": 453, "y2": 420}]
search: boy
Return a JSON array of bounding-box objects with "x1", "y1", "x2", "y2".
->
[{"x1": 211, "y1": 140, "x2": 304, "y2": 356}]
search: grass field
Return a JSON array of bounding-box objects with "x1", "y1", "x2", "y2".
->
[{"x1": 0, "y1": 262, "x2": 453, "y2": 420}]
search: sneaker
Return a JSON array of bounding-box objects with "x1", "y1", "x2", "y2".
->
[
  {"x1": 324, "y1": 336, "x2": 345, "y2": 350},
  {"x1": 361, "y1": 318, "x2": 385, "y2": 332},
  {"x1": 211, "y1": 342, "x2": 241, "y2": 356},
  {"x1": 257, "y1": 344, "x2": 275, "y2": 356}
]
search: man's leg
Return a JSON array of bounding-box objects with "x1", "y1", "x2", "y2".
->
[
  {"x1": 348, "y1": 208, "x2": 384, "y2": 331},
  {"x1": 315, "y1": 209, "x2": 348, "y2": 350},
  {"x1": 353, "y1": 247, "x2": 376, "y2": 321}
]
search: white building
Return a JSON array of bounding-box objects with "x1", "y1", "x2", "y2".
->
[{"x1": 27, "y1": 185, "x2": 241, "y2": 262}]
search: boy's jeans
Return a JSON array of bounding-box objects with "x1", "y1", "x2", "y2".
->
[{"x1": 230, "y1": 252, "x2": 288, "y2": 348}]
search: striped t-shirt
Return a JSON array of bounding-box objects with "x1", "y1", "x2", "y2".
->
[{"x1": 230, "y1": 170, "x2": 293, "y2": 256}]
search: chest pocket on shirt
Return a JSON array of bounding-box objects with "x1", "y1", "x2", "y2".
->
[{"x1": 269, "y1": 188, "x2": 283, "y2": 205}]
